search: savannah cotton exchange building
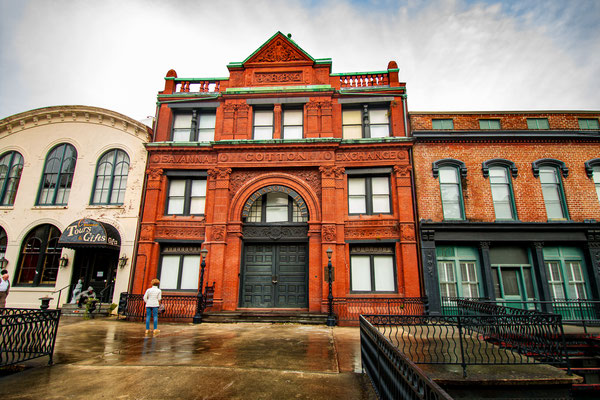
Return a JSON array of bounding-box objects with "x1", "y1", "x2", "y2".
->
[{"x1": 132, "y1": 32, "x2": 420, "y2": 313}]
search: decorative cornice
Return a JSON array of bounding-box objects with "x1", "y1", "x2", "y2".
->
[
  {"x1": 432, "y1": 159, "x2": 467, "y2": 179},
  {"x1": 482, "y1": 159, "x2": 518, "y2": 178},
  {"x1": 585, "y1": 158, "x2": 600, "y2": 178},
  {"x1": 532, "y1": 158, "x2": 569, "y2": 178},
  {"x1": 0, "y1": 105, "x2": 152, "y2": 141}
]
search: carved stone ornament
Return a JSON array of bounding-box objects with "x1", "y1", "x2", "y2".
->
[
  {"x1": 140, "y1": 225, "x2": 155, "y2": 240},
  {"x1": 255, "y1": 72, "x2": 302, "y2": 84},
  {"x1": 146, "y1": 168, "x2": 163, "y2": 180},
  {"x1": 254, "y1": 39, "x2": 305, "y2": 63},
  {"x1": 242, "y1": 225, "x2": 308, "y2": 241},
  {"x1": 322, "y1": 225, "x2": 336, "y2": 242},
  {"x1": 208, "y1": 167, "x2": 232, "y2": 180},
  {"x1": 306, "y1": 100, "x2": 332, "y2": 110},
  {"x1": 394, "y1": 165, "x2": 412, "y2": 177},
  {"x1": 425, "y1": 250, "x2": 435, "y2": 277},
  {"x1": 400, "y1": 224, "x2": 415, "y2": 241},
  {"x1": 319, "y1": 166, "x2": 343, "y2": 179},
  {"x1": 155, "y1": 226, "x2": 205, "y2": 239},
  {"x1": 211, "y1": 225, "x2": 225, "y2": 241}
]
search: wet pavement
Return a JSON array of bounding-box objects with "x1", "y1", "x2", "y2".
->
[{"x1": 0, "y1": 317, "x2": 377, "y2": 400}]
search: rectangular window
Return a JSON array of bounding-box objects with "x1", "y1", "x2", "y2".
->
[
  {"x1": 432, "y1": 119, "x2": 454, "y2": 130},
  {"x1": 489, "y1": 167, "x2": 516, "y2": 220},
  {"x1": 539, "y1": 167, "x2": 567, "y2": 220},
  {"x1": 253, "y1": 109, "x2": 274, "y2": 140},
  {"x1": 159, "y1": 249, "x2": 201, "y2": 291},
  {"x1": 527, "y1": 118, "x2": 549, "y2": 130},
  {"x1": 579, "y1": 118, "x2": 600, "y2": 130},
  {"x1": 543, "y1": 247, "x2": 588, "y2": 301},
  {"x1": 479, "y1": 119, "x2": 501, "y2": 129},
  {"x1": 348, "y1": 176, "x2": 391, "y2": 215},
  {"x1": 166, "y1": 178, "x2": 206, "y2": 215},
  {"x1": 438, "y1": 167, "x2": 464, "y2": 220},
  {"x1": 172, "y1": 111, "x2": 216, "y2": 142},
  {"x1": 436, "y1": 246, "x2": 481, "y2": 299},
  {"x1": 350, "y1": 246, "x2": 396, "y2": 293},
  {"x1": 592, "y1": 167, "x2": 600, "y2": 201},
  {"x1": 283, "y1": 109, "x2": 303, "y2": 139},
  {"x1": 342, "y1": 105, "x2": 389, "y2": 139}
]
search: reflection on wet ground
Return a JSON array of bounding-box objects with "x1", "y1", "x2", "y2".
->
[{"x1": 0, "y1": 318, "x2": 375, "y2": 399}]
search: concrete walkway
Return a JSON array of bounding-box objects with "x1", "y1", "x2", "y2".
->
[{"x1": 0, "y1": 318, "x2": 377, "y2": 400}]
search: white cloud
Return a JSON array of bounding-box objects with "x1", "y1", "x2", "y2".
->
[{"x1": 0, "y1": 0, "x2": 598, "y2": 121}]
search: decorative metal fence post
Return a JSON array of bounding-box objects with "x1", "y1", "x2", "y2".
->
[
  {"x1": 193, "y1": 248, "x2": 209, "y2": 324},
  {"x1": 326, "y1": 248, "x2": 337, "y2": 326}
]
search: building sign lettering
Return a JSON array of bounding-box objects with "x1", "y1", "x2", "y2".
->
[
  {"x1": 336, "y1": 151, "x2": 406, "y2": 161},
  {"x1": 151, "y1": 154, "x2": 215, "y2": 164},
  {"x1": 59, "y1": 218, "x2": 120, "y2": 248}
]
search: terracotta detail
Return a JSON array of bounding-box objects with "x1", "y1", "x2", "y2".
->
[
  {"x1": 211, "y1": 225, "x2": 225, "y2": 241},
  {"x1": 155, "y1": 226, "x2": 206, "y2": 239},
  {"x1": 400, "y1": 224, "x2": 415, "y2": 241},
  {"x1": 140, "y1": 224, "x2": 155, "y2": 240},
  {"x1": 255, "y1": 72, "x2": 302, "y2": 84},
  {"x1": 344, "y1": 220, "x2": 400, "y2": 240},
  {"x1": 253, "y1": 38, "x2": 306, "y2": 63},
  {"x1": 146, "y1": 168, "x2": 163, "y2": 180},
  {"x1": 394, "y1": 165, "x2": 412, "y2": 177},
  {"x1": 322, "y1": 225, "x2": 336, "y2": 242},
  {"x1": 209, "y1": 167, "x2": 232, "y2": 180},
  {"x1": 229, "y1": 169, "x2": 321, "y2": 200}
]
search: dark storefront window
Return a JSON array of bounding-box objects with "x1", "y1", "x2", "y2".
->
[{"x1": 15, "y1": 224, "x2": 61, "y2": 286}]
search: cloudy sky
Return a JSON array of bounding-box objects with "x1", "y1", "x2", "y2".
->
[{"x1": 0, "y1": 0, "x2": 598, "y2": 122}]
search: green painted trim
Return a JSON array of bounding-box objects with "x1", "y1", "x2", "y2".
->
[
  {"x1": 214, "y1": 138, "x2": 341, "y2": 145},
  {"x1": 156, "y1": 96, "x2": 220, "y2": 105},
  {"x1": 158, "y1": 93, "x2": 222, "y2": 99},
  {"x1": 340, "y1": 137, "x2": 412, "y2": 144},
  {"x1": 314, "y1": 58, "x2": 332, "y2": 64},
  {"x1": 227, "y1": 62, "x2": 244, "y2": 68},
  {"x1": 331, "y1": 70, "x2": 389, "y2": 76},
  {"x1": 388, "y1": 68, "x2": 400, "y2": 72},
  {"x1": 225, "y1": 85, "x2": 332, "y2": 94},
  {"x1": 147, "y1": 141, "x2": 213, "y2": 147}
]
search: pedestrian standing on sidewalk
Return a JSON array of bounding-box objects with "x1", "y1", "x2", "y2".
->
[
  {"x1": 143, "y1": 278, "x2": 162, "y2": 336},
  {"x1": 0, "y1": 269, "x2": 10, "y2": 308}
]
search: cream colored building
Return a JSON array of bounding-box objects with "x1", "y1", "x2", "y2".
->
[{"x1": 0, "y1": 105, "x2": 151, "y2": 308}]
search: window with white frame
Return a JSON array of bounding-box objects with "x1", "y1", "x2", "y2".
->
[
  {"x1": 158, "y1": 246, "x2": 201, "y2": 291},
  {"x1": 37, "y1": 143, "x2": 77, "y2": 206},
  {"x1": 539, "y1": 167, "x2": 567, "y2": 219},
  {"x1": 0, "y1": 151, "x2": 24, "y2": 206},
  {"x1": 283, "y1": 108, "x2": 303, "y2": 139},
  {"x1": 172, "y1": 110, "x2": 216, "y2": 142},
  {"x1": 350, "y1": 246, "x2": 396, "y2": 293},
  {"x1": 436, "y1": 246, "x2": 481, "y2": 299},
  {"x1": 253, "y1": 109, "x2": 274, "y2": 140},
  {"x1": 166, "y1": 178, "x2": 206, "y2": 215},
  {"x1": 438, "y1": 167, "x2": 464, "y2": 220},
  {"x1": 347, "y1": 175, "x2": 391, "y2": 215},
  {"x1": 342, "y1": 105, "x2": 390, "y2": 139},
  {"x1": 489, "y1": 167, "x2": 516, "y2": 220},
  {"x1": 592, "y1": 166, "x2": 600, "y2": 202},
  {"x1": 543, "y1": 246, "x2": 588, "y2": 301},
  {"x1": 245, "y1": 192, "x2": 308, "y2": 223},
  {"x1": 91, "y1": 149, "x2": 129, "y2": 205}
]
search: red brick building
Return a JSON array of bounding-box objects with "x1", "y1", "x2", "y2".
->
[
  {"x1": 411, "y1": 111, "x2": 600, "y2": 313},
  {"x1": 132, "y1": 33, "x2": 419, "y2": 315}
]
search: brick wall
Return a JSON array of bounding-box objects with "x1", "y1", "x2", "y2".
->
[
  {"x1": 413, "y1": 141, "x2": 600, "y2": 223},
  {"x1": 410, "y1": 112, "x2": 600, "y2": 131}
]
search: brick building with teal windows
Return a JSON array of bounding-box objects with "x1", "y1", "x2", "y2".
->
[{"x1": 411, "y1": 111, "x2": 600, "y2": 314}]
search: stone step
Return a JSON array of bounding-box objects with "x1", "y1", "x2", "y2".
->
[
  {"x1": 202, "y1": 311, "x2": 328, "y2": 325},
  {"x1": 60, "y1": 303, "x2": 113, "y2": 317}
]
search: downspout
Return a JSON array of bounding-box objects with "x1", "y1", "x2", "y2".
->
[
  {"x1": 127, "y1": 107, "x2": 157, "y2": 294},
  {"x1": 403, "y1": 94, "x2": 426, "y2": 299}
]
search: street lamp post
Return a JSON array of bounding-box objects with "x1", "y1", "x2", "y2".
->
[
  {"x1": 193, "y1": 248, "x2": 209, "y2": 324},
  {"x1": 326, "y1": 248, "x2": 336, "y2": 326}
]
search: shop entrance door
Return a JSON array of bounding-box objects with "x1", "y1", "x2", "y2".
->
[
  {"x1": 240, "y1": 243, "x2": 307, "y2": 308},
  {"x1": 71, "y1": 248, "x2": 118, "y2": 303}
]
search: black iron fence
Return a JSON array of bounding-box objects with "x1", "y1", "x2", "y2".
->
[
  {"x1": 363, "y1": 312, "x2": 569, "y2": 377},
  {"x1": 443, "y1": 297, "x2": 600, "y2": 334},
  {"x1": 333, "y1": 297, "x2": 428, "y2": 326},
  {"x1": 0, "y1": 308, "x2": 61, "y2": 367},
  {"x1": 118, "y1": 287, "x2": 214, "y2": 321},
  {"x1": 360, "y1": 315, "x2": 454, "y2": 400}
]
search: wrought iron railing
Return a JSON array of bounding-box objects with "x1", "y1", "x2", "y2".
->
[
  {"x1": 0, "y1": 308, "x2": 61, "y2": 366},
  {"x1": 118, "y1": 286, "x2": 214, "y2": 321},
  {"x1": 333, "y1": 297, "x2": 428, "y2": 326},
  {"x1": 363, "y1": 313, "x2": 569, "y2": 377},
  {"x1": 360, "y1": 315, "x2": 453, "y2": 400},
  {"x1": 443, "y1": 297, "x2": 600, "y2": 334}
]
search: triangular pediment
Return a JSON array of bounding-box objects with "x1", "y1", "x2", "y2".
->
[{"x1": 243, "y1": 32, "x2": 314, "y2": 65}]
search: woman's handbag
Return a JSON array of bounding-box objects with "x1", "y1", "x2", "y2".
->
[{"x1": 158, "y1": 303, "x2": 166, "y2": 314}]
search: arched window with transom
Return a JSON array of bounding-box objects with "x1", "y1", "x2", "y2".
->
[
  {"x1": 37, "y1": 143, "x2": 77, "y2": 205},
  {"x1": 91, "y1": 149, "x2": 130, "y2": 205},
  {"x1": 0, "y1": 151, "x2": 24, "y2": 206},
  {"x1": 245, "y1": 191, "x2": 308, "y2": 223},
  {"x1": 15, "y1": 224, "x2": 61, "y2": 286}
]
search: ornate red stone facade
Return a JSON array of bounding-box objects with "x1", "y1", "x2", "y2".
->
[{"x1": 132, "y1": 33, "x2": 419, "y2": 313}]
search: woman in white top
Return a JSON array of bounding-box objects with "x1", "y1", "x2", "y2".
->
[{"x1": 143, "y1": 278, "x2": 162, "y2": 335}]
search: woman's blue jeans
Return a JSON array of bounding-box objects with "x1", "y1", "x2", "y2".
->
[{"x1": 146, "y1": 307, "x2": 158, "y2": 330}]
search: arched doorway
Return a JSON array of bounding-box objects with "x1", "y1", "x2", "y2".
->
[
  {"x1": 58, "y1": 219, "x2": 121, "y2": 303},
  {"x1": 240, "y1": 185, "x2": 309, "y2": 308}
]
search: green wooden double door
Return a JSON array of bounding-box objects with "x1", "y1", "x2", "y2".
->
[{"x1": 240, "y1": 243, "x2": 308, "y2": 308}]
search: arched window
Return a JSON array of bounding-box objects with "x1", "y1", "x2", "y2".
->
[
  {"x1": 532, "y1": 159, "x2": 569, "y2": 220},
  {"x1": 0, "y1": 151, "x2": 24, "y2": 206},
  {"x1": 245, "y1": 192, "x2": 308, "y2": 223},
  {"x1": 482, "y1": 159, "x2": 518, "y2": 220},
  {"x1": 433, "y1": 159, "x2": 467, "y2": 221},
  {"x1": 37, "y1": 144, "x2": 77, "y2": 205},
  {"x1": 0, "y1": 226, "x2": 7, "y2": 259},
  {"x1": 91, "y1": 149, "x2": 130, "y2": 205},
  {"x1": 15, "y1": 224, "x2": 61, "y2": 286}
]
